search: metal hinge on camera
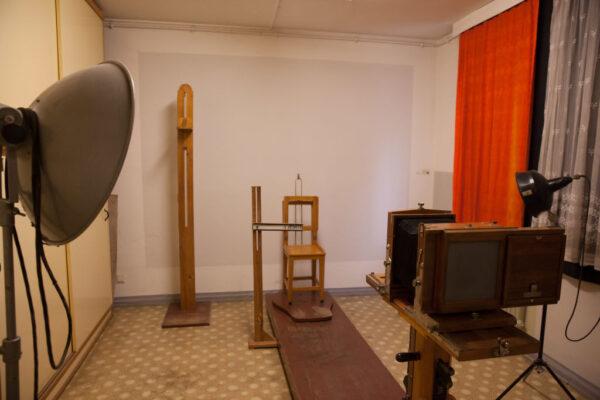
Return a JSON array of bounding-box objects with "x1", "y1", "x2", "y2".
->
[
  {"x1": 494, "y1": 337, "x2": 510, "y2": 357},
  {"x1": 524, "y1": 282, "x2": 542, "y2": 298}
]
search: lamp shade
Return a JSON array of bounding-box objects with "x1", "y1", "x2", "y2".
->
[
  {"x1": 16, "y1": 61, "x2": 134, "y2": 244},
  {"x1": 515, "y1": 170, "x2": 573, "y2": 217}
]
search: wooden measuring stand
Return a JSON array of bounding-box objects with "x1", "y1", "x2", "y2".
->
[
  {"x1": 249, "y1": 187, "x2": 406, "y2": 398},
  {"x1": 162, "y1": 84, "x2": 211, "y2": 328},
  {"x1": 249, "y1": 186, "x2": 302, "y2": 348}
]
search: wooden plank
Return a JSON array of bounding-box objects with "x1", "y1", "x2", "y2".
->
[
  {"x1": 420, "y1": 309, "x2": 516, "y2": 333},
  {"x1": 267, "y1": 292, "x2": 405, "y2": 400},
  {"x1": 389, "y1": 299, "x2": 539, "y2": 362},
  {"x1": 437, "y1": 326, "x2": 539, "y2": 362},
  {"x1": 84, "y1": 0, "x2": 103, "y2": 19}
]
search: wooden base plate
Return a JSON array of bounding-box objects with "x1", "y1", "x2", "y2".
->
[
  {"x1": 271, "y1": 291, "x2": 333, "y2": 322},
  {"x1": 161, "y1": 302, "x2": 211, "y2": 328},
  {"x1": 423, "y1": 309, "x2": 517, "y2": 333},
  {"x1": 266, "y1": 293, "x2": 405, "y2": 400},
  {"x1": 248, "y1": 331, "x2": 279, "y2": 349}
]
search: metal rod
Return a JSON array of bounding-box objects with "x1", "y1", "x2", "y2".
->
[
  {"x1": 1, "y1": 149, "x2": 21, "y2": 400},
  {"x1": 496, "y1": 363, "x2": 535, "y2": 399},
  {"x1": 538, "y1": 304, "x2": 547, "y2": 359},
  {"x1": 545, "y1": 363, "x2": 576, "y2": 399},
  {"x1": 2, "y1": 212, "x2": 19, "y2": 400},
  {"x1": 253, "y1": 223, "x2": 302, "y2": 231},
  {"x1": 294, "y1": 174, "x2": 303, "y2": 244}
]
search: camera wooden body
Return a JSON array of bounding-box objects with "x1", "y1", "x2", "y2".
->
[
  {"x1": 366, "y1": 209, "x2": 549, "y2": 363},
  {"x1": 380, "y1": 208, "x2": 455, "y2": 303},
  {"x1": 414, "y1": 223, "x2": 566, "y2": 314}
]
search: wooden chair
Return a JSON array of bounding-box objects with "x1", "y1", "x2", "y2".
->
[{"x1": 282, "y1": 196, "x2": 326, "y2": 304}]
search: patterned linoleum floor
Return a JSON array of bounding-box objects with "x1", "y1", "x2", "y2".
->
[{"x1": 61, "y1": 295, "x2": 584, "y2": 400}]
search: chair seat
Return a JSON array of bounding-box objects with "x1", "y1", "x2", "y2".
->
[{"x1": 284, "y1": 243, "x2": 326, "y2": 258}]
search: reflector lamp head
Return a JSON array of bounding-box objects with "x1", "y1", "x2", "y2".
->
[
  {"x1": 13, "y1": 61, "x2": 134, "y2": 244},
  {"x1": 515, "y1": 170, "x2": 573, "y2": 217}
]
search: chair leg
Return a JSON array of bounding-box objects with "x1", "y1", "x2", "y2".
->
[
  {"x1": 287, "y1": 258, "x2": 294, "y2": 304},
  {"x1": 282, "y1": 253, "x2": 287, "y2": 290},
  {"x1": 311, "y1": 260, "x2": 317, "y2": 286},
  {"x1": 319, "y1": 256, "x2": 325, "y2": 302}
]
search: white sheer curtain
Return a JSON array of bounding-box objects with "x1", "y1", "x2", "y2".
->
[{"x1": 536, "y1": 0, "x2": 600, "y2": 270}]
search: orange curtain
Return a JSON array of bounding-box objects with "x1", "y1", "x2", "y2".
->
[{"x1": 453, "y1": 0, "x2": 539, "y2": 227}]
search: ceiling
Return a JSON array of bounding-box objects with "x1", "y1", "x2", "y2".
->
[{"x1": 96, "y1": 0, "x2": 493, "y2": 40}]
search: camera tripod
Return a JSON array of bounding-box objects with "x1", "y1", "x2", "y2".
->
[{"x1": 496, "y1": 305, "x2": 575, "y2": 399}]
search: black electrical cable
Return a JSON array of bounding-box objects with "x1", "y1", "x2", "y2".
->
[
  {"x1": 564, "y1": 175, "x2": 600, "y2": 342},
  {"x1": 20, "y1": 108, "x2": 73, "y2": 372},
  {"x1": 13, "y1": 227, "x2": 39, "y2": 400},
  {"x1": 565, "y1": 271, "x2": 600, "y2": 342}
]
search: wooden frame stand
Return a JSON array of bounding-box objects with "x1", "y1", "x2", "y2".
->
[
  {"x1": 404, "y1": 322, "x2": 454, "y2": 399},
  {"x1": 162, "y1": 84, "x2": 211, "y2": 328},
  {"x1": 249, "y1": 186, "x2": 302, "y2": 348}
]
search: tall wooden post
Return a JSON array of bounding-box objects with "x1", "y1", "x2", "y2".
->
[
  {"x1": 177, "y1": 84, "x2": 196, "y2": 311},
  {"x1": 162, "y1": 84, "x2": 211, "y2": 328},
  {"x1": 249, "y1": 186, "x2": 278, "y2": 349}
]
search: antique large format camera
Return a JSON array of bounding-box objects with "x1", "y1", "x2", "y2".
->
[
  {"x1": 368, "y1": 206, "x2": 565, "y2": 331},
  {"x1": 366, "y1": 206, "x2": 566, "y2": 398}
]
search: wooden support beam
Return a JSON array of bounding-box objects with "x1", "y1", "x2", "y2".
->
[
  {"x1": 249, "y1": 186, "x2": 278, "y2": 349},
  {"x1": 162, "y1": 84, "x2": 210, "y2": 328},
  {"x1": 406, "y1": 327, "x2": 453, "y2": 400},
  {"x1": 84, "y1": 0, "x2": 103, "y2": 19},
  {"x1": 177, "y1": 84, "x2": 195, "y2": 311}
]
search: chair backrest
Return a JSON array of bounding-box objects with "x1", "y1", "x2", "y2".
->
[{"x1": 282, "y1": 196, "x2": 319, "y2": 245}]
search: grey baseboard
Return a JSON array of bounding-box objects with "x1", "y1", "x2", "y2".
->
[
  {"x1": 113, "y1": 286, "x2": 376, "y2": 307},
  {"x1": 524, "y1": 353, "x2": 600, "y2": 399}
]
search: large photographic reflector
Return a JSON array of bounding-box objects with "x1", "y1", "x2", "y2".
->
[{"x1": 16, "y1": 61, "x2": 134, "y2": 244}]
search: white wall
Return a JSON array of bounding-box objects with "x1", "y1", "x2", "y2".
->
[
  {"x1": 105, "y1": 27, "x2": 437, "y2": 297},
  {"x1": 431, "y1": 38, "x2": 459, "y2": 209},
  {"x1": 526, "y1": 278, "x2": 600, "y2": 389},
  {"x1": 432, "y1": 38, "x2": 458, "y2": 173}
]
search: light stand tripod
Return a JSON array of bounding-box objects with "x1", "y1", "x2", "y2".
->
[
  {"x1": 0, "y1": 62, "x2": 134, "y2": 400},
  {"x1": 501, "y1": 170, "x2": 591, "y2": 400},
  {"x1": 0, "y1": 149, "x2": 23, "y2": 400},
  {"x1": 497, "y1": 304, "x2": 575, "y2": 399}
]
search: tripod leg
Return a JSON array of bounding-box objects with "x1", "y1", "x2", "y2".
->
[
  {"x1": 521, "y1": 360, "x2": 538, "y2": 383},
  {"x1": 544, "y1": 364, "x2": 576, "y2": 400},
  {"x1": 496, "y1": 362, "x2": 536, "y2": 399}
]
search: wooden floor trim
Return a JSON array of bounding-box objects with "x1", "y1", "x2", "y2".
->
[
  {"x1": 39, "y1": 306, "x2": 113, "y2": 400},
  {"x1": 114, "y1": 287, "x2": 376, "y2": 306}
]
